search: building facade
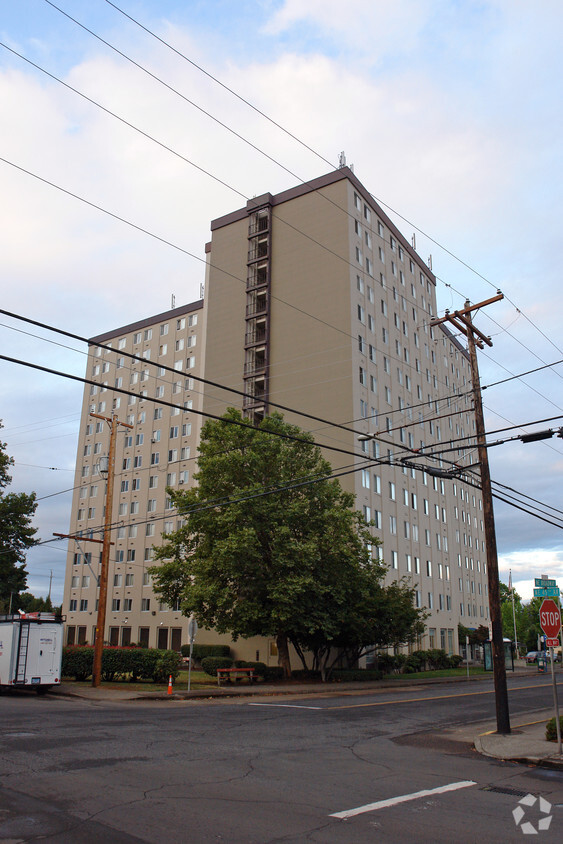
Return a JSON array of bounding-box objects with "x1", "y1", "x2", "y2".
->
[{"x1": 62, "y1": 167, "x2": 489, "y2": 660}]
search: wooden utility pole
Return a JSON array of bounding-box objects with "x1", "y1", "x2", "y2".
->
[
  {"x1": 431, "y1": 292, "x2": 511, "y2": 734},
  {"x1": 91, "y1": 411, "x2": 132, "y2": 688}
]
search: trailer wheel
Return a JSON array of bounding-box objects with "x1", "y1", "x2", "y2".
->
[{"x1": 36, "y1": 685, "x2": 51, "y2": 696}]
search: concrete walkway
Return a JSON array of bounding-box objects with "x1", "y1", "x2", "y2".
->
[{"x1": 46, "y1": 667, "x2": 563, "y2": 771}]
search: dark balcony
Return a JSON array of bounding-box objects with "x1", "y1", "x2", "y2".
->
[
  {"x1": 245, "y1": 321, "x2": 267, "y2": 347},
  {"x1": 248, "y1": 238, "x2": 269, "y2": 263},
  {"x1": 246, "y1": 262, "x2": 269, "y2": 291},
  {"x1": 246, "y1": 294, "x2": 268, "y2": 318},
  {"x1": 248, "y1": 213, "x2": 269, "y2": 237}
]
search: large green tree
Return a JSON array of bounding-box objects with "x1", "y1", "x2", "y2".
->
[
  {"x1": 0, "y1": 423, "x2": 38, "y2": 611},
  {"x1": 151, "y1": 409, "x2": 424, "y2": 678}
]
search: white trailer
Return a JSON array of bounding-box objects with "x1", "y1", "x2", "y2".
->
[{"x1": 0, "y1": 613, "x2": 63, "y2": 694}]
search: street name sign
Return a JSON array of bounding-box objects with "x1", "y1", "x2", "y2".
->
[
  {"x1": 533, "y1": 587, "x2": 560, "y2": 598},
  {"x1": 535, "y1": 578, "x2": 556, "y2": 587}
]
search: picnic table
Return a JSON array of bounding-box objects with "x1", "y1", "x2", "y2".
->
[{"x1": 216, "y1": 667, "x2": 256, "y2": 685}]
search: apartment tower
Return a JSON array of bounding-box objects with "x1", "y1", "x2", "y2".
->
[{"x1": 62, "y1": 168, "x2": 489, "y2": 659}]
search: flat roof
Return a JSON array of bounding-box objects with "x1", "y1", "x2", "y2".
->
[{"x1": 89, "y1": 299, "x2": 204, "y2": 344}]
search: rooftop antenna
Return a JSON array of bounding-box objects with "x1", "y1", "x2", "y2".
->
[
  {"x1": 199, "y1": 283, "x2": 205, "y2": 299},
  {"x1": 427, "y1": 254, "x2": 433, "y2": 271},
  {"x1": 412, "y1": 233, "x2": 416, "y2": 250},
  {"x1": 338, "y1": 151, "x2": 347, "y2": 168},
  {"x1": 171, "y1": 294, "x2": 176, "y2": 309}
]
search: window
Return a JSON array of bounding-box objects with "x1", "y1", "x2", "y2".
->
[
  {"x1": 359, "y1": 367, "x2": 367, "y2": 386},
  {"x1": 147, "y1": 499, "x2": 157, "y2": 512},
  {"x1": 168, "y1": 449, "x2": 178, "y2": 462},
  {"x1": 111, "y1": 599, "x2": 121, "y2": 612},
  {"x1": 133, "y1": 456, "x2": 142, "y2": 468},
  {"x1": 389, "y1": 516, "x2": 397, "y2": 535},
  {"x1": 79, "y1": 599, "x2": 88, "y2": 611},
  {"x1": 69, "y1": 599, "x2": 77, "y2": 611},
  {"x1": 188, "y1": 314, "x2": 198, "y2": 326},
  {"x1": 149, "y1": 476, "x2": 158, "y2": 489},
  {"x1": 118, "y1": 338, "x2": 126, "y2": 350},
  {"x1": 127, "y1": 549, "x2": 136, "y2": 561},
  {"x1": 146, "y1": 523, "x2": 155, "y2": 536},
  {"x1": 141, "y1": 598, "x2": 151, "y2": 612},
  {"x1": 170, "y1": 426, "x2": 179, "y2": 439},
  {"x1": 151, "y1": 453, "x2": 160, "y2": 465},
  {"x1": 160, "y1": 323, "x2": 169, "y2": 336}
]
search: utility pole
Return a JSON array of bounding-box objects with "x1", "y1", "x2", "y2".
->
[
  {"x1": 91, "y1": 411, "x2": 133, "y2": 688},
  {"x1": 431, "y1": 292, "x2": 511, "y2": 734}
]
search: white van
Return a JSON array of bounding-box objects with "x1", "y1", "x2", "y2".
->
[{"x1": 0, "y1": 613, "x2": 63, "y2": 694}]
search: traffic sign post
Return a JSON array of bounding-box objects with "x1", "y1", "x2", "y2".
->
[
  {"x1": 187, "y1": 617, "x2": 198, "y2": 693},
  {"x1": 539, "y1": 598, "x2": 562, "y2": 755}
]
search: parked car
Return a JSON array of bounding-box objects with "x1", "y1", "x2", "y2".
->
[{"x1": 526, "y1": 650, "x2": 560, "y2": 663}]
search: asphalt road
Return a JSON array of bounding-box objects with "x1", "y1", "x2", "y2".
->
[{"x1": 1, "y1": 674, "x2": 562, "y2": 843}]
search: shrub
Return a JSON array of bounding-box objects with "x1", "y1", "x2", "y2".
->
[
  {"x1": 181, "y1": 644, "x2": 231, "y2": 660},
  {"x1": 332, "y1": 669, "x2": 383, "y2": 682},
  {"x1": 244, "y1": 661, "x2": 267, "y2": 678},
  {"x1": 262, "y1": 666, "x2": 284, "y2": 682},
  {"x1": 449, "y1": 654, "x2": 463, "y2": 669},
  {"x1": 545, "y1": 716, "x2": 563, "y2": 742},
  {"x1": 153, "y1": 650, "x2": 181, "y2": 683},
  {"x1": 233, "y1": 659, "x2": 249, "y2": 668},
  {"x1": 426, "y1": 649, "x2": 450, "y2": 670},
  {"x1": 292, "y1": 669, "x2": 321, "y2": 681},
  {"x1": 376, "y1": 653, "x2": 400, "y2": 674},
  {"x1": 403, "y1": 650, "x2": 428, "y2": 673},
  {"x1": 200, "y1": 656, "x2": 233, "y2": 676},
  {"x1": 62, "y1": 646, "x2": 94, "y2": 681}
]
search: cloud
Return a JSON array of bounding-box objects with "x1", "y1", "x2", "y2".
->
[{"x1": 1, "y1": 0, "x2": 562, "y2": 603}]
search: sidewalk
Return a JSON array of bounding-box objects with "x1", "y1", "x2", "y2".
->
[
  {"x1": 475, "y1": 714, "x2": 563, "y2": 770},
  {"x1": 47, "y1": 667, "x2": 563, "y2": 770}
]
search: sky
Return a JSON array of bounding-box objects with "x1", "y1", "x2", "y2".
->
[{"x1": 1, "y1": 0, "x2": 562, "y2": 606}]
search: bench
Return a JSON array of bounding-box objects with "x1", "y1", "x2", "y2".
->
[{"x1": 216, "y1": 667, "x2": 256, "y2": 685}]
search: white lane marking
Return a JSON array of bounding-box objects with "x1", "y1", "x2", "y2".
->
[
  {"x1": 330, "y1": 780, "x2": 477, "y2": 819},
  {"x1": 249, "y1": 703, "x2": 322, "y2": 710}
]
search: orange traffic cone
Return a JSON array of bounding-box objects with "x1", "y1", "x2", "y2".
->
[{"x1": 167, "y1": 674, "x2": 173, "y2": 695}]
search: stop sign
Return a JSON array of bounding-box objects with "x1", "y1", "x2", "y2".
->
[{"x1": 539, "y1": 599, "x2": 561, "y2": 639}]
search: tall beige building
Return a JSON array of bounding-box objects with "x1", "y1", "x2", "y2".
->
[{"x1": 63, "y1": 167, "x2": 489, "y2": 660}]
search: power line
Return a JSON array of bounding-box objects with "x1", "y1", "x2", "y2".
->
[
  {"x1": 99, "y1": 0, "x2": 336, "y2": 171},
  {"x1": 100, "y1": 0, "x2": 563, "y2": 365}
]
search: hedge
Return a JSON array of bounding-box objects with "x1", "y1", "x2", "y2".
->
[
  {"x1": 180, "y1": 644, "x2": 231, "y2": 660},
  {"x1": 62, "y1": 646, "x2": 181, "y2": 682},
  {"x1": 200, "y1": 656, "x2": 233, "y2": 676},
  {"x1": 332, "y1": 669, "x2": 383, "y2": 682}
]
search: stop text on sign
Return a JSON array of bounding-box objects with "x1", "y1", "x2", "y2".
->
[{"x1": 539, "y1": 598, "x2": 561, "y2": 639}]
